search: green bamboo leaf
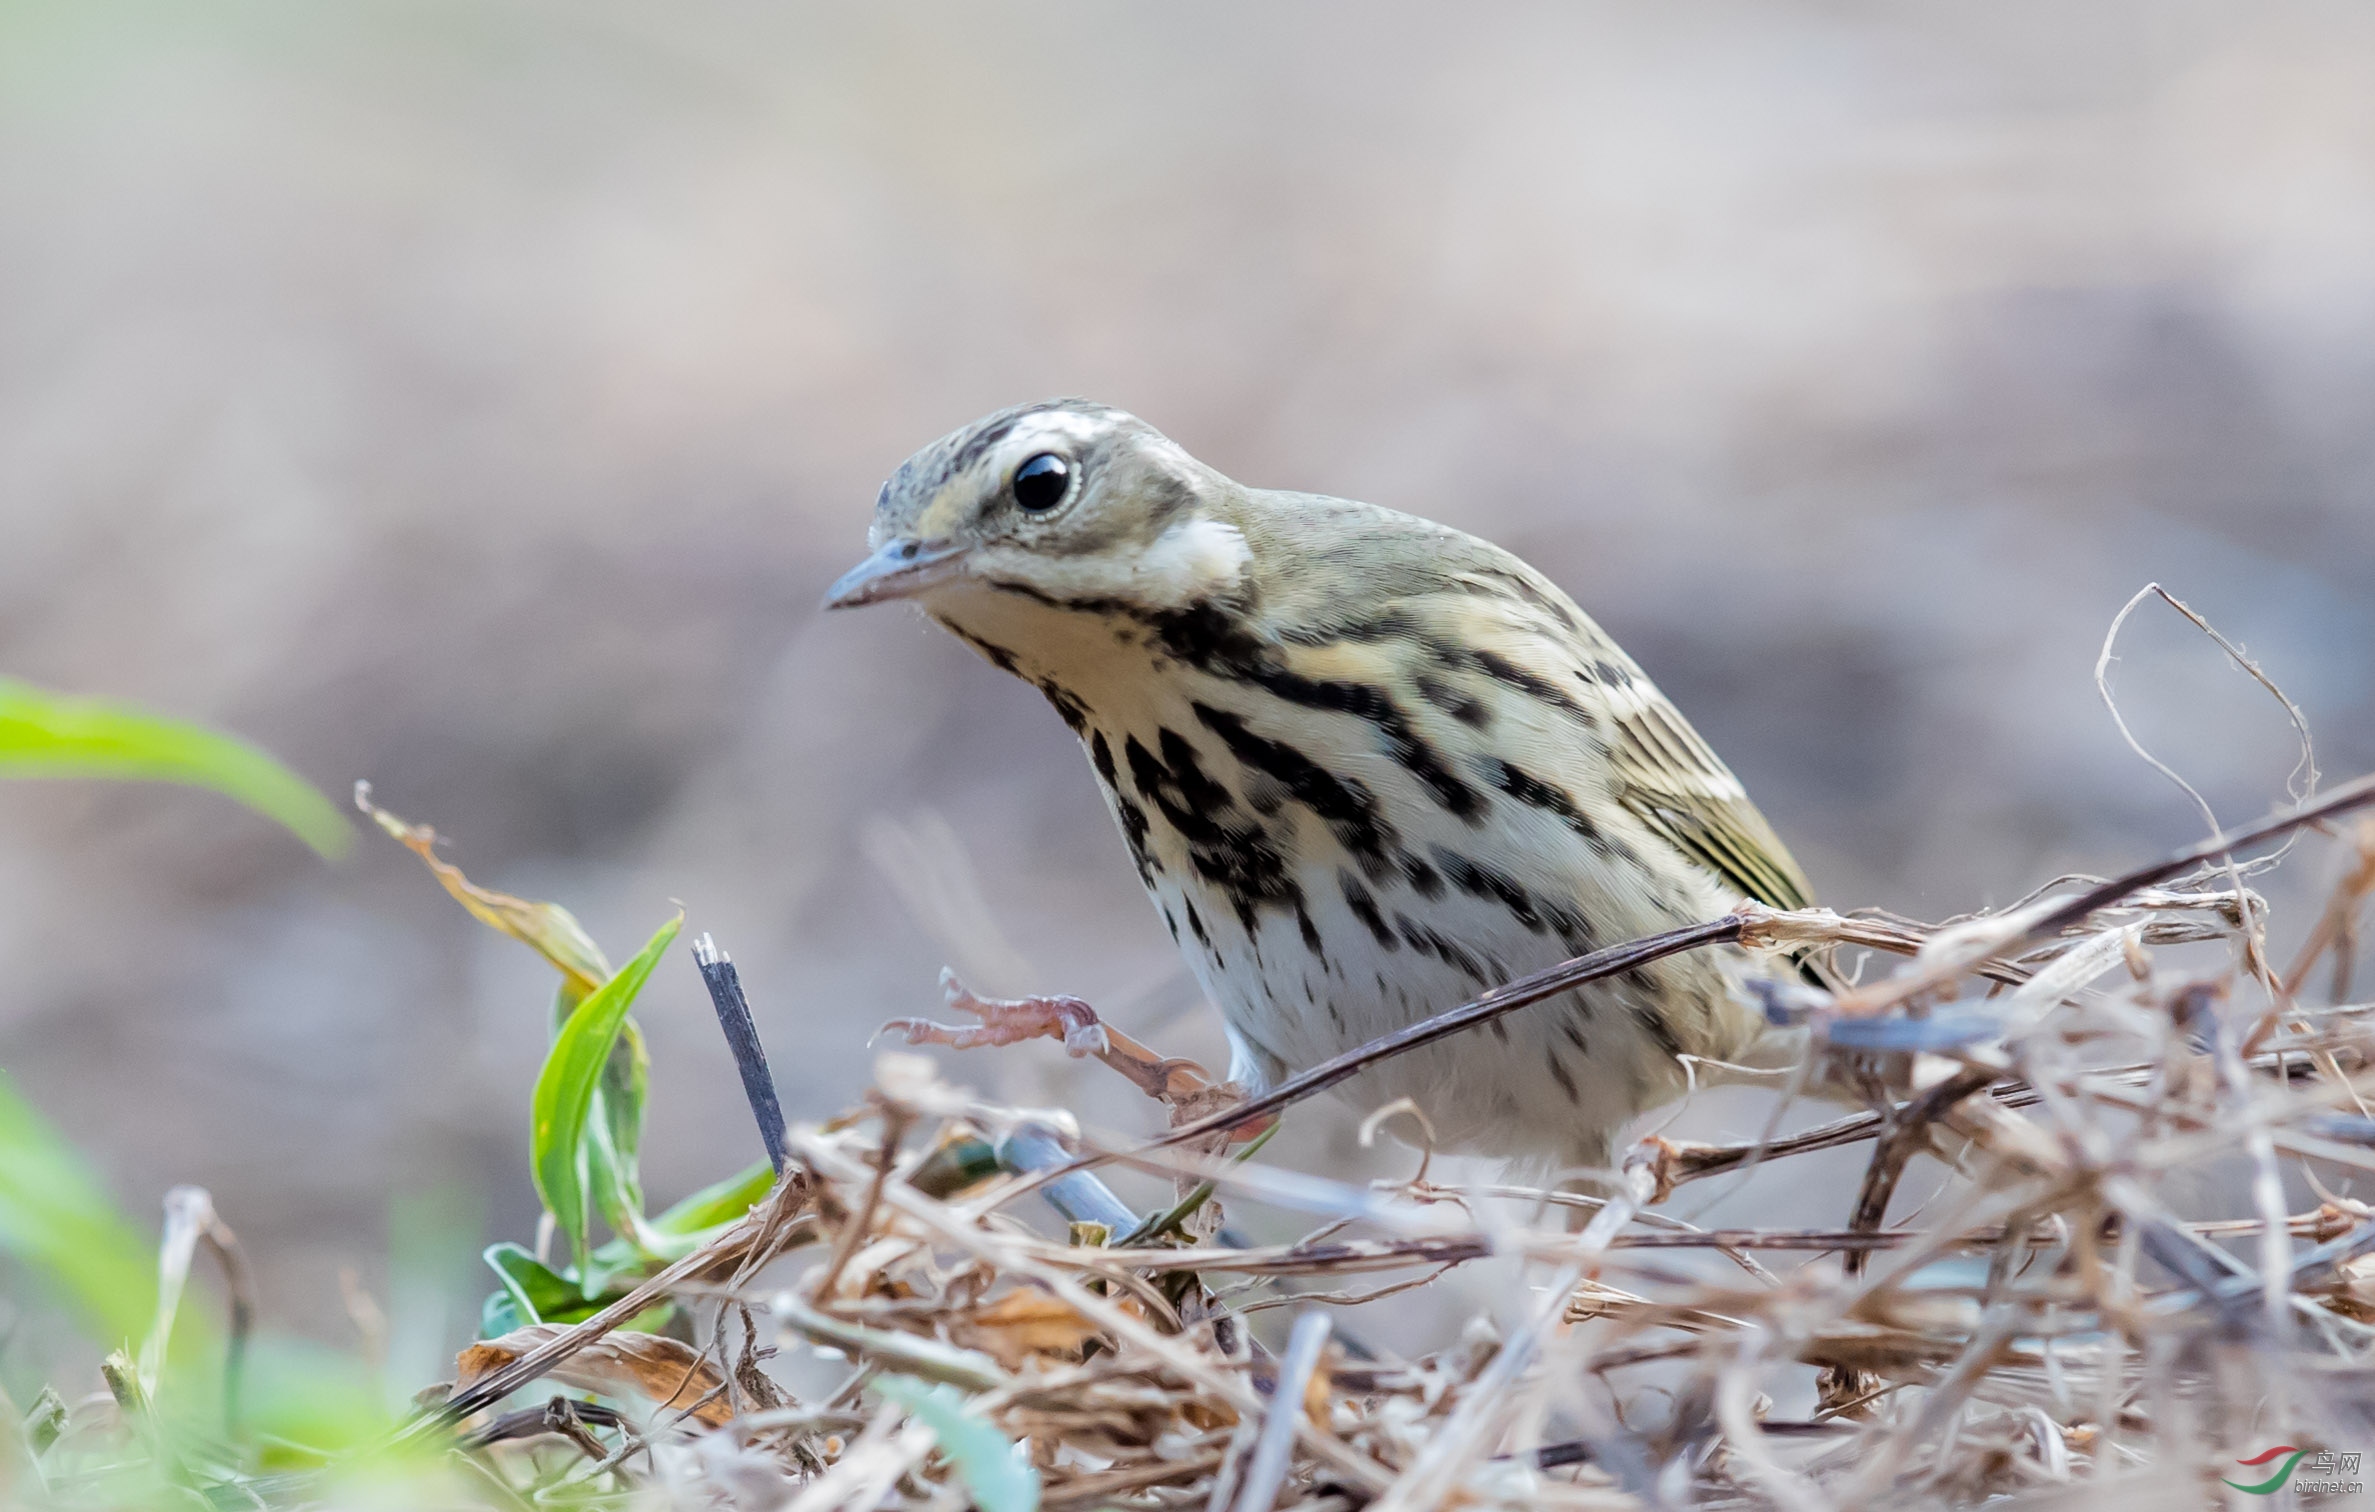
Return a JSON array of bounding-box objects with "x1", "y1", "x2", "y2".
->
[
  {"x1": 589, "y1": 1159, "x2": 778, "y2": 1267},
  {"x1": 530, "y1": 913, "x2": 680, "y2": 1268},
  {"x1": 872, "y1": 1375, "x2": 1038, "y2": 1512},
  {"x1": 552, "y1": 981, "x2": 651, "y2": 1256},
  {"x1": 0, "y1": 677, "x2": 349, "y2": 858},
  {"x1": 586, "y1": 1028, "x2": 650, "y2": 1242},
  {"x1": 479, "y1": 1243, "x2": 582, "y2": 1329},
  {"x1": 478, "y1": 1243, "x2": 676, "y2": 1337},
  {"x1": 0, "y1": 1067, "x2": 157, "y2": 1346},
  {"x1": 478, "y1": 1287, "x2": 525, "y2": 1339},
  {"x1": 649, "y1": 1160, "x2": 775, "y2": 1237}
]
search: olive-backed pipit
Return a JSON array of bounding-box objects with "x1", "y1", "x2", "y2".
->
[{"x1": 828, "y1": 400, "x2": 1813, "y2": 1171}]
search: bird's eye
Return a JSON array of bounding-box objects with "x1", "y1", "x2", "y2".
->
[{"x1": 1011, "y1": 453, "x2": 1071, "y2": 512}]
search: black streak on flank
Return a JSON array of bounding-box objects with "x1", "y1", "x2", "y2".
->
[
  {"x1": 1400, "y1": 853, "x2": 1444, "y2": 899},
  {"x1": 1139, "y1": 603, "x2": 1487, "y2": 824},
  {"x1": 945, "y1": 624, "x2": 1022, "y2": 676},
  {"x1": 1635, "y1": 1005, "x2": 1685, "y2": 1062},
  {"x1": 1339, "y1": 871, "x2": 1397, "y2": 951},
  {"x1": 1484, "y1": 759, "x2": 1616, "y2": 859},
  {"x1": 1191, "y1": 702, "x2": 1395, "y2": 864},
  {"x1": 1432, "y1": 846, "x2": 1552, "y2": 934},
  {"x1": 1461, "y1": 647, "x2": 1596, "y2": 728},
  {"x1": 1252, "y1": 668, "x2": 1486, "y2": 822},
  {"x1": 1560, "y1": 1016, "x2": 1590, "y2": 1059},
  {"x1": 1124, "y1": 730, "x2": 1304, "y2": 932},
  {"x1": 1392, "y1": 913, "x2": 1495, "y2": 987},
  {"x1": 1038, "y1": 680, "x2": 1089, "y2": 734},
  {"x1": 1114, "y1": 795, "x2": 1157, "y2": 883},
  {"x1": 1547, "y1": 1054, "x2": 1580, "y2": 1102},
  {"x1": 1433, "y1": 844, "x2": 1597, "y2": 949},
  {"x1": 1091, "y1": 729, "x2": 1161, "y2": 883},
  {"x1": 1295, "y1": 904, "x2": 1325, "y2": 957},
  {"x1": 1413, "y1": 673, "x2": 1490, "y2": 728}
]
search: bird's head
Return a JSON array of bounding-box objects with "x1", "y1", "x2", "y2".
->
[{"x1": 824, "y1": 400, "x2": 1253, "y2": 621}]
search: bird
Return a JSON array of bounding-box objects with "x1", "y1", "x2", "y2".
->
[{"x1": 826, "y1": 398, "x2": 1816, "y2": 1174}]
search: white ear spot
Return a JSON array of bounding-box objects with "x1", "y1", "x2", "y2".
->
[{"x1": 1135, "y1": 518, "x2": 1250, "y2": 604}]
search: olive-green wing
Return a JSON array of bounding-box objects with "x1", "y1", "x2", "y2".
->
[
  {"x1": 1417, "y1": 549, "x2": 1816, "y2": 913},
  {"x1": 1599, "y1": 682, "x2": 1814, "y2": 912},
  {"x1": 1249, "y1": 496, "x2": 1816, "y2": 913}
]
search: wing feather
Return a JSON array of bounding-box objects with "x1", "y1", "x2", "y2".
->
[
  {"x1": 1607, "y1": 693, "x2": 1813, "y2": 911},
  {"x1": 1235, "y1": 490, "x2": 1815, "y2": 913},
  {"x1": 1434, "y1": 571, "x2": 1816, "y2": 914}
]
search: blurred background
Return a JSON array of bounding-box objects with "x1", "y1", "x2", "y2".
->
[{"x1": 4, "y1": 0, "x2": 2374, "y2": 1373}]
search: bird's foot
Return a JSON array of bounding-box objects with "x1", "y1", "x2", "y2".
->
[
  {"x1": 879, "y1": 970, "x2": 1232, "y2": 1122},
  {"x1": 875, "y1": 969, "x2": 1113, "y2": 1058}
]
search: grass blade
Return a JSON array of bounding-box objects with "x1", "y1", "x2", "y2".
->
[
  {"x1": 0, "y1": 678, "x2": 349, "y2": 858},
  {"x1": 529, "y1": 913, "x2": 680, "y2": 1268},
  {"x1": 648, "y1": 1160, "x2": 775, "y2": 1237},
  {"x1": 872, "y1": 1374, "x2": 1039, "y2": 1512},
  {"x1": 0, "y1": 1068, "x2": 157, "y2": 1346}
]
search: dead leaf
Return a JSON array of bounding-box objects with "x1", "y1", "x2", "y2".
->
[
  {"x1": 455, "y1": 1325, "x2": 778, "y2": 1428},
  {"x1": 357, "y1": 785, "x2": 611, "y2": 994},
  {"x1": 953, "y1": 1288, "x2": 1104, "y2": 1370}
]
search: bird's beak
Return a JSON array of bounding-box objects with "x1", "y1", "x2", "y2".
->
[{"x1": 822, "y1": 537, "x2": 968, "y2": 609}]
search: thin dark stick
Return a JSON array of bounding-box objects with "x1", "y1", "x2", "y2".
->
[
  {"x1": 197, "y1": 1217, "x2": 256, "y2": 1438},
  {"x1": 1144, "y1": 916, "x2": 1748, "y2": 1155},
  {"x1": 1842, "y1": 1066, "x2": 2001, "y2": 1280},
  {"x1": 691, "y1": 933, "x2": 789, "y2": 1175},
  {"x1": 988, "y1": 917, "x2": 1745, "y2": 1211},
  {"x1": 1033, "y1": 778, "x2": 2375, "y2": 1205},
  {"x1": 1084, "y1": 1227, "x2": 1954, "y2": 1277},
  {"x1": 2022, "y1": 769, "x2": 2375, "y2": 944},
  {"x1": 465, "y1": 1398, "x2": 629, "y2": 1449}
]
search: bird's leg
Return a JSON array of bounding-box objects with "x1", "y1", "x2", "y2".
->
[
  {"x1": 879, "y1": 969, "x2": 1114, "y2": 1058},
  {"x1": 880, "y1": 970, "x2": 1258, "y2": 1132}
]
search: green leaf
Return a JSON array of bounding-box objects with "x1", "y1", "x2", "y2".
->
[
  {"x1": 649, "y1": 1160, "x2": 776, "y2": 1237},
  {"x1": 0, "y1": 1066, "x2": 156, "y2": 1346},
  {"x1": 585, "y1": 1027, "x2": 651, "y2": 1243},
  {"x1": 909, "y1": 1136, "x2": 1003, "y2": 1200},
  {"x1": 872, "y1": 1376, "x2": 1038, "y2": 1512},
  {"x1": 552, "y1": 979, "x2": 652, "y2": 1257},
  {"x1": 0, "y1": 677, "x2": 349, "y2": 858},
  {"x1": 589, "y1": 1159, "x2": 778, "y2": 1269},
  {"x1": 478, "y1": 1286, "x2": 526, "y2": 1339},
  {"x1": 478, "y1": 1242, "x2": 678, "y2": 1339},
  {"x1": 480, "y1": 1243, "x2": 584, "y2": 1329},
  {"x1": 530, "y1": 913, "x2": 680, "y2": 1268},
  {"x1": 365, "y1": 795, "x2": 664, "y2": 1254},
  {"x1": 238, "y1": 1338, "x2": 391, "y2": 1456}
]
